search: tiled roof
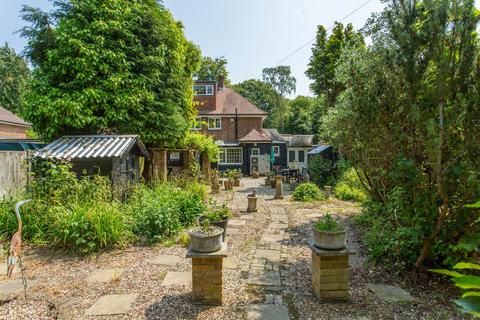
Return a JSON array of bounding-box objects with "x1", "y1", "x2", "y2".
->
[
  {"x1": 238, "y1": 128, "x2": 271, "y2": 142},
  {"x1": 198, "y1": 87, "x2": 268, "y2": 116},
  {"x1": 263, "y1": 129, "x2": 288, "y2": 142},
  {"x1": 288, "y1": 135, "x2": 314, "y2": 147},
  {"x1": 35, "y1": 135, "x2": 149, "y2": 159},
  {"x1": 0, "y1": 106, "x2": 30, "y2": 127}
]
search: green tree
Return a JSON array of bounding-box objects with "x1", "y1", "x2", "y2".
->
[
  {"x1": 262, "y1": 66, "x2": 296, "y2": 131},
  {"x1": 306, "y1": 22, "x2": 364, "y2": 107},
  {"x1": 324, "y1": 0, "x2": 480, "y2": 269},
  {"x1": 194, "y1": 56, "x2": 230, "y2": 85},
  {"x1": 284, "y1": 96, "x2": 314, "y2": 135},
  {"x1": 20, "y1": 0, "x2": 201, "y2": 145},
  {"x1": 0, "y1": 43, "x2": 30, "y2": 115}
]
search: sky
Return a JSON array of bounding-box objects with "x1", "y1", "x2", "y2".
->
[{"x1": 2, "y1": 0, "x2": 476, "y2": 96}]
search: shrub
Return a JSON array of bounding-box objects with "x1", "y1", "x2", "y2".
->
[
  {"x1": 293, "y1": 183, "x2": 324, "y2": 202},
  {"x1": 127, "y1": 182, "x2": 206, "y2": 241},
  {"x1": 308, "y1": 156, "x2": 334, "y2": 186},
  {"x1": 334, "y1": 167, "x2": 367, "y2": 202},
  {"x1": 314, "y1": 214, "x2": 344, "y2": 232}
]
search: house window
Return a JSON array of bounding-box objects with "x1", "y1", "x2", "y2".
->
[
  {"x1": 193, "y1": 84, "x2": 214, "y2": 96},
  {"x1": 191, "y1": 117, "x2": 202, "y2": 130},
  {"x1": 219, "y1": 147, "x2": 243, "y2": 164},
  {"x1": 289, "y1": 150, "x2": 296, "y2": 162},
  {"x1": 169, "y1": 152, "x2": 180, "y2": 160},
  {"x1": 208, "y1": 117, "x2": 221, "y2": 130},
  {"x1": 251, "y1": 148, "x2": 259, "y2": 156},
  {"x1": 273, "y1": 146, "x2": 280, "y2": 157},
  {"x1": 298, "y1": 150, "x2": 305, "y2": 163}
]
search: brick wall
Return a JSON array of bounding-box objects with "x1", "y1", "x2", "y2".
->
[
  {"x1": 196, "y1": 116, "x2": 263, "y2": 142},
  {"x1": 0, "y1": 123, "x2": 28, "y2": 139}
]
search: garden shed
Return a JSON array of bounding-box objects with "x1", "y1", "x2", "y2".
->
[{"x1": 35, "y1": 135, "x2": 150, "y2": 186}]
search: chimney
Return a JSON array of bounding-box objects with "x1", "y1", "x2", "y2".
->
[{"x1": 218, "y1": 75, "x2": 225, "y2": 91}]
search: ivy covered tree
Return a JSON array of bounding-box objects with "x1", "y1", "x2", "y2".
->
[
  {"x1": 20, "y1": 0, "x2": 201, "y2": 146},
  {"x1": 194, "y1": 56, "x2": 230, "y2": 85},
  {"x1": 306, "y1": 22, "x2": 364, "y2": 107},
  {"x1": 0, "y1": 43, "x2": 30, "y2": 115}
]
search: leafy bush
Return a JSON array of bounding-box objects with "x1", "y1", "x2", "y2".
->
[
  {"x1": 430, "y1": 262, "x2": 480, "y2": 317},
  {"x1": 126, "y1": 182, "x2": 206, "y2": 242},
  {"x1": 308, "y1": 155, "x2": 334, "y2": 186},
  {"x1": 314, "y1": 214, "x2": 344, "y2": 232},
  {"x1": 204, "y1": 204, "x2": 233, "y2": 222},
  {"x1": 334, "y1": 167, "x2": 367, "y2": 202},
  {"x1": 293, "y1": 183, "x2": 324, "y2": 202}
]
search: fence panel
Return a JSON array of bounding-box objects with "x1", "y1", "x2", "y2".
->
[{"x1": 0, "y1": 151, "x2": 28, "y2": 199}]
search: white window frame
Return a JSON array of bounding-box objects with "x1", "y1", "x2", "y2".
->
[
  {"x1": 208, "y1": 117, "x2": 222, "y2": 130},
  {"x1": 251, "y1": 147, "x2": 260, "y2": 156},
  {"x1": 193, "y1": 84, "x2": 214, "y2": 96},
  {"x1": 273, "y1": 145, "x2": 280, "y2": 157},
  {"x1": 219, "y1": 147, "x2": 243, "y2": 165},
  {"x1": 191, "y1": 117, "x2": 202, "y2": 130},
  {"x1": 169, "y1": 152, "x2": 180, "y2": 160}
]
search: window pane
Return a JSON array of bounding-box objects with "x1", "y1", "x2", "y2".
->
[
  {"x1": 193, "y1": 85, "x2": 206, "y2": 95},
  {"x1": 289, "y1": 150, "x2": 296, "y2": 162},
  {"x1": 298, "y1": 151, "x2": 305, "y2": 162}
]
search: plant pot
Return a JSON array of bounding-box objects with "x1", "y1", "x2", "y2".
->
[
  {"x1": 234, "y1": 178, "x2": 240, "y2": 187},
  {"x1": 313, "y1": 228, "x2": 346, "y2": 250},
  {"x1": 224, "y1": 180, "x2": 233, "y2": 190},
  {"x1": 211, "y1": 183, "x2": 220, "y2": 194},
  {"x1": 199, "y1": 216, "x2": 229, "y2": 241},
  {"x1": 188, "y1": 226, "x2": 224, "y2": 253}
]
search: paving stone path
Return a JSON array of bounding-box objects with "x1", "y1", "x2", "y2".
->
[{"x1": 245, "y1": 197, "x2": 290, "y2": 320}]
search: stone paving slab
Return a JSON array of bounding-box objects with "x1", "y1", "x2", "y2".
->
[
  {"x1": 367, "y1": 283, "x2": 415, "y2": 302},
  {"x1": 270, "y1": 214, "x2": 288, "y2": 223},
  {"x1": 161, "y1": 271, "x2": 191, "y2": 286},
  {"x1": 240, "y1": 215, "x2": 254, "y2": 220},
  {"x1": 247, "y1": 270, "x2": 281, "y2": 286},
  {"x1": 224, "y1": 257, "x2": 239, "y2": 269},
  {"x1": 306, "y1": 213, "x2": 324, "y2": 219},
  {"x1": 150, "y1": 255, "x2": 182, "y2": 266},
  {"x1": 255, "y1": 249, "x2": 281, "y2": 262},
  {"x1": 267, "y1": 223, "x2": 288, "y2": 230},
  {"x1": 260, "y1": 230, "x2": 285, "y2": 244},
  {"x1": 229, "y1": 219, "x2": 247, "y2": 227},
  {"x1": 247, "y1": 304, "x2": 289, "y2": 320},
  {"x1": 0, "y1": 279, "x2": 38, "y2": 298},
  {"x1": 0, "y1": 262, "x2": 15, "y2": 275},
  {"x1": 86, "y1": 268, "x2": 123, "y2": 283},
  {"x1": 226, "y1": 228, "x2": 239, "y2": 235},
  {"x1": 85, "y1": 294, "x2": 138, "y2": 315}
]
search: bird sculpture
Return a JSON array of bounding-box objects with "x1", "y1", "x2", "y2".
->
[{"x1": 7, "y1": 199, "x2": 31, "y2": 299}]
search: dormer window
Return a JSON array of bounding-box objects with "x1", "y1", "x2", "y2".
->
[{"x1": 193, "y1": 84, "x2": 214, "y2": 96}]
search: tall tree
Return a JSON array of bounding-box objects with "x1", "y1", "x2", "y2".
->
[
  {"x1": 0, "y1": 43, "x2": 30, "y2": 115},
  {"x1": 306, "y1": 22, "x2": 364, "y2": 107},
  {"x1": 262, "y1": 66, "x2": 296, "y2": 131},
  {"x1": 21, "y1": 0, "x2": 201, "y2": 145},
  {"x1": 194, "y1": 56, "x2": 230, "y2": 85},
  {"x1": 284, "y1": 96, "x2": 314, "y2": 135}
]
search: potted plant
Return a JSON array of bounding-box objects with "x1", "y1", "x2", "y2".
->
[
  {"x1": 233, "y1": 169, "x2": 242, "y2": 187},
  {"x1": 223, "y1": 170, "x2": 236, "y2": 190},
  {"x1": 199, "y1": 204, "x2": 233, "y2": 241},
  {"x1": 312, "y1": 214, "x2": 346, "y2": 250},
  {"x1": 188, "y1": 221, "x2": 224, "y2": 253},
  {"x1": 251, "y1": 168, "x2": 259, "y2": 179}
]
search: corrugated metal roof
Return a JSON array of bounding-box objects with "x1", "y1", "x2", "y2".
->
[
  {"x1": 288, "y1": 135, "x2": 314, "y2": 147},
  {"x1": 35, "y1": 135, "x2": 149, "y2": 159},
  {"x1": 307, "y1": 145, "x2": 331, "y2": 155}
]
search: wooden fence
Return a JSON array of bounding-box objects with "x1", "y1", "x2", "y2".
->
[{"x1": 0, "y1": 151, "x2": 29, "y2": 199}]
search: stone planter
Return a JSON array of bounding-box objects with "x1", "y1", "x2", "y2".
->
[
  {"x1": 224, "y1": 180, "x2": 233, "y2": 190},
  {"x1": 189, "y1": 226, "x2": 224, "y2": 253},
  {"x1": 233, "y1": 177, "x2": 240, "y2": 187},
  {"x1": 199, "y1": 216, "x2": 229, "y2": 241},
  {"x1": 313, "y1": 228, "x2": 346, "y2": 250}
]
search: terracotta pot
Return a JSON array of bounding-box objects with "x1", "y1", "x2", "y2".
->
[
  {"x1": 188, "y1": 226, "x2": 224, "y2": 253},
  {"x1": 224, "y1": 180, "x2": 233, "y2": 190},
  {"x1": 234, "y1": 178, "x2": 240, "y2": 187},
  {"x1": 313, "y1": 228, "x2": 346, "y2": 250}
]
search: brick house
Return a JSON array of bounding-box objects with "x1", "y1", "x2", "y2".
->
[
  {"x1": 0, "y1": 106, "x2": 30, "y2": 139},
  {"x1": 190, "y1": 77, "x2": 314, "y2": 175}
]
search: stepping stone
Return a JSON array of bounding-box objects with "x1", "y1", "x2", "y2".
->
[
  {"x1": 150, "y1": 255, "x2": 182, "y2": 266},
  {"x1": 85, "y1": 294, "x2": 138, "y2": 316},
  {"x1": 247, "y1": 304, "x2": 289, "y2": 320},
  {"x1": 0, "y1": 262, "x2": 15, "y2": 275},
  {"x1": 260, "y1": 230, "x2": 285, "y2": 244},
  {"x1": 270, "y1": 214, "x2": 288, "y2": 223},
  {"x1": 306, "y1": 213, "x2": 324, "y2": 219},
  {"x1": 226, "y1": 228, "x2": 239, "y2": 235},
  {"x1": 224, "y1": 257, "x2": 239, "y2": 269},
  {"x1": 86, "y1": 268, "x2": 123, "y2": 283},
  {"x1": 229, "y1": 219, "x2": 246, "y2": 227},
  {"x1": 255, "y1": 249, "x2": 280, "y2": 262},
  {"x1": 161, "y1": 271, "x2": 191, "y2": 286},
  {"x1": 247, "y1": 270, "x2": 281, "y2": 286},
  {"x1": 240, "y1": 215, "x2": 254, "y2": 220},
  {"x1": 367, "y1": 283, "x2": 415, "y2": 302},
  {"x1": 268, "y1": 222, "x2": 288, "y2": 230},
  {"x1": 0, "y1": 279, "x2": 38, "y2": 298}
]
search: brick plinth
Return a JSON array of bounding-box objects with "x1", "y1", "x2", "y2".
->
[
  {"x1": 187, "y1": 244, "x2": 228, "y2": 306},
  {"x1": 307, "y1": 241, "x2": 355, "y2": 302}
]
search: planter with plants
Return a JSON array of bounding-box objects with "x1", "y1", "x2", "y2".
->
[
  {"x1": 312, "y1": 214, "x2": 346, "y2": 250},
  {"x1": 188, "y1": 222, "x2": 224, "y2": 253},
  {"x1": 233, "y1": 169, "x2": 242, "y2": 187},
  {"x1": 223, "y1": 169, "x2": 237, "y2": 190},
  {"x1": 199, "y1": 205, "x2": 233, "y2": 241}
]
